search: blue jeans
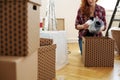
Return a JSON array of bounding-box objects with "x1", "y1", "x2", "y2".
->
[{"x1": 78, "y1": 38, "x2": 82, "y2": 55}]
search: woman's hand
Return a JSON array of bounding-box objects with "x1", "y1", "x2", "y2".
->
[
  {"x1": 83, "y1": 23, "x2": 89, "y2": 29},
  {"x1": 97, "y1": 25, "x2": 106, "y2": 34}
]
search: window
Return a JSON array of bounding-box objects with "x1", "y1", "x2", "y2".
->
[{"x1": 97, "y1": 0, "x2": 120, "y2": 10}]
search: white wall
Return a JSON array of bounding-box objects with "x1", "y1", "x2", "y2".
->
[
  {"x1": 40, "y1": 0, "x2": 81, "y2": 43},
  {"x1": 40, "y1": 0, "x2": 119, "y2": 43}
]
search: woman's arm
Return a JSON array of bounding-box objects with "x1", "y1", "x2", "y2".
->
[
  {"x1": 76, "y1": 24, "x2": 89, "y2": 30},
  {"x1": 75, "y1": 8, "x2": 89, "y2": 30}
]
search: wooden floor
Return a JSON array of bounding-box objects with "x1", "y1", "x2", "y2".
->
[{"x1": 56, "y1": 43, "x2": 120, "y2": 80}]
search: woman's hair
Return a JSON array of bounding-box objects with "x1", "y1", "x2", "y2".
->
[{"x1": 80, "y1": 0, "x2": 98, "y2": 18}]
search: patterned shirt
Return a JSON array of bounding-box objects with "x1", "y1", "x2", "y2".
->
[{"x1": 75, "y1": 4, "x2": 107, "y2": 39}]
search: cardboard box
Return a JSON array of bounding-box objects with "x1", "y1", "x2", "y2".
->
[
  {"x1": 40, "y1": 38, "x2": 53, "y2": 46},
  {"x1": 0, "y1": 51, "x2": 38, "y2": 80},
  {"x1": 112, "y1": 30, "x2": 120, "y2": 54},
  {"x1": 82, "y1": 37, "x2": 114, "y2": 67},
  {"x1": 38, "y1": 38, "x2": 56, "y2": 80},
  {"x1": 0, "y1": 0, "x2": 40, "y2": 56}
]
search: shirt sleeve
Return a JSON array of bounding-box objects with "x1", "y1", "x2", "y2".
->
[
  {"x1": 75, "y1": 8, "x2": 82, "y2": 28},
  {"x1": 101, "y1": 8, "x2": 107, "y2": 31}
]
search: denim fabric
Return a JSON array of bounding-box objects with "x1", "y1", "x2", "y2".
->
[{"x1": 78, "y1": 38, "x2": 82, "y2": 55}]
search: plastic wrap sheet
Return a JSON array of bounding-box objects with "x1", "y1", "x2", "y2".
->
[{"x1": 40, "y1": 31, "x2": 68, "y2": 70}]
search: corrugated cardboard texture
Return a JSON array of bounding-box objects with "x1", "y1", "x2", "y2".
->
[
  {"x1": 38, "y1": 39, "x2": 56, "y2": 80},
  {"x1": 0, "y1": 51, "x2": 38, "y2": 80},
  {"x1": 111, "y1": 30, "x2": 120, "y2": 54},
  {"x1": 0, "y1": 1, "x2": 39, "y2": 56},
  {"x1": 82, "y1": 37, "x2": 114, "y2": 67},
  {"x1": 0, "y1": 0, "x2": 41, "y2": 4},
  {"x1": 40, "y1": 38, "x2": 53, "y2": 46}
]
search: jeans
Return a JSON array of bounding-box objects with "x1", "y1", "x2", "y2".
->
[{"x1": 78, "y1": 38, "x2": 82, "y2": 55}]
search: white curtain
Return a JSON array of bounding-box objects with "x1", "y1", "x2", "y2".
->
[{"x1": 44, "y1": 0, "x2": 57, "y2": 31}]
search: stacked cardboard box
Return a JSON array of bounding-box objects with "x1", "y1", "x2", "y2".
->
[
  {"x1": 0, "y1": 0, "x2": 40, "y2": 56},
  {"x1": 0, "y1": 51, "x2": 38, "y2": 80},
  {"x1": 0, "y1": 0, "x2": 40, "y2": 80}
]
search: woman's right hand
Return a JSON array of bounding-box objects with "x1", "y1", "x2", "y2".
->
[{"x1": 82, "y1": 23, "x2": 89, "y2": 29}]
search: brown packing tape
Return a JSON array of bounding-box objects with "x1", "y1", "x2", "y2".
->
[{"x1": 82, "y1": 37, "x2": 114, "y2": 67}]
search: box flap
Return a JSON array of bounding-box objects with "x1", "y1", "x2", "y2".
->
[{"x1": 29, "y1": 0, "x2": 41, "y2": 6}]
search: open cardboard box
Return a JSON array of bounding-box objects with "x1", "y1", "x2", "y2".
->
[{"x1": 82, "y1": 37, "x2": 114, "y2": 67}]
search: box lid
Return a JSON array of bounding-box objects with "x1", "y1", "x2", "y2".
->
[
  {"x1": 0, "y1": 0, "x2": 41, "y2": 6},
  {"x1": 29, "y1": 0, "x2": 41, "y2": 6}
]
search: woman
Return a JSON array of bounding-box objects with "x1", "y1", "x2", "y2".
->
[{"x1": 75, "y1": 0, "x2": 107, "y2": 55}]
